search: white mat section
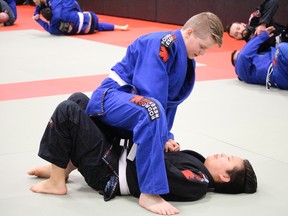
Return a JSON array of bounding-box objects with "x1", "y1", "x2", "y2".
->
[{"x1": 0, "y1": 30, "x2": 126, "y2": 84}]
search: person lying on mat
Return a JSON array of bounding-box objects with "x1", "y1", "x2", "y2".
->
[
  {"x1": 231, "y1": 26, "x2": 288, "y2": 90},
  {"x1": 32, "y1": 0, "x2": 128, "y2": 35},
  {"x1": 0, "y1": 0, "x2": 16, "y2": 26},
  {"x1": 226, "y1": 0, "x2": 287, "y2": 53},
  {"x1": 27, "y1": 92, "x2": 257, "y2": 215},
  {"x1": 36, "y1": 7, "x2": 128, "y2": 35}
]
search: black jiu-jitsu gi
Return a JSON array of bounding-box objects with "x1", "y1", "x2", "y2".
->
[{"x1": 37, "y1": 92, "x2": 215, "y2": 202}]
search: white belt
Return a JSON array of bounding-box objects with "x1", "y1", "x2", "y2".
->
[
  {"x1": 77, "y1": 12, "x2": 84, "y2": 34},
  {"x1": 83, "y1": 12, "x2": 92, "y2": 34},
  {"x1": 118, "y1": 139, "x2": 137, "y2": 195},
  {"x1": 118, "y1": 139, "x2": 130, "y2": 195},
  {"x1": 266, "y1": 63, "x2": 273, "y2": 90},
  {"x1": 109, "y1": 71, "x2": 127, "y2": 86}
]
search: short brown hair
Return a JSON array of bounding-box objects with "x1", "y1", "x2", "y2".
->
[{"x1": 182, "y1": 12, "x2": 224, "y2": 47}]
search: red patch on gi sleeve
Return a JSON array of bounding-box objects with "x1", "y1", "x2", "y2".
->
[
  {"x1": 159, "y1": 45, "x2": 169, "y2": 62},
  {"x1": 130, "y1": 95, "x2": 144, "y2": 104}
]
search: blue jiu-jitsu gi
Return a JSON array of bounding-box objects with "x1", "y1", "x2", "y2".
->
[
  {"x1": 234, "y1": 31, "x2": 288, "y2": 89},
  {"x1": 33, "y1": 0, "x2": 80, "y2": 16},
  {"x1": 34, "y1": 0, "x2": 82, "y2": 35},
  {"x1": 35, "y1": 4, "x2": 114, "y2": 35},
  {"x1": 86, "y1": 29, "x2": 196, "y2": 195}
]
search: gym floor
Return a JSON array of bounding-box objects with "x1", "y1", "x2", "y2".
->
[{"x1": 1, "y1": 5, "x2": 288, "y2": 216}]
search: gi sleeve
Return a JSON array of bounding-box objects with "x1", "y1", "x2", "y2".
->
[
  {"x1": 35, "y1": 18, "x2": 62, "y2": 35},
  {"x1": 236, "y1": 31, "x2": 271, "y2": 81},
  {"x1": 34, "y1": 6, "x2": 41, "y2": 16},
  {"x1": 259, "y1": 0, "x2": 279, "y2": 26}
]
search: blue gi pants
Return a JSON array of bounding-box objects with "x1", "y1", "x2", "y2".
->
[{"x1": 87, "y1": 78, "x2": 170, "y2": 195}]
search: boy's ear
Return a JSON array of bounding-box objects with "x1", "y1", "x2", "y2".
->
[
  {"x1": 219, "y1": 174, "x2": 231, "y2": 183},
  {"x1": 184, "y1": 27, "x2": 193, "y2": 36}
]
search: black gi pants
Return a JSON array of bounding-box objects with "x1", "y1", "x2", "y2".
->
[{"x1": 38, "y1": 92, "x2": 113, "y2": 191}]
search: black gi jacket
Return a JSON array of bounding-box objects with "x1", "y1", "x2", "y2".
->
[{"x1": 126, "y1": 150, "x2": 215, "y2": 201}]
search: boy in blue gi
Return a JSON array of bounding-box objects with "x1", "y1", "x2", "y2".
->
[
  {"x1": 34, "y1": 7, "x2": 128, "y2": 35},
  {"x1": 28, "y1": 92, "x2": 257, "y2": 215},
  {"x1": 85, "y1": 12, "x2": 224, "y2": 214},
  {"x1": 231, "y1": 26, "x2": 288, "y2": 90}
]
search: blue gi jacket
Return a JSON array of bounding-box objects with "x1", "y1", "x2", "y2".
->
[
  {"x1": 34, "y1": 0, "x2": 82, "y2": 35},
  {"x1": 235, "y1": 31, "x2": 276, "y2": 85},
  {"x1": 87, "y1": 29, "x2": 196, "y2": 140}
]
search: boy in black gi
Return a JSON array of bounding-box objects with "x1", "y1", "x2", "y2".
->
[{"x1": 28, "y1": 93, "x2": 257, "y2": 215}]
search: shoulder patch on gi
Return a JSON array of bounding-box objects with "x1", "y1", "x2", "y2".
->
[
  {"x1": 159, "y1": 33, "x2": 177, "y2": 63},
  {"x1": 181, "y1": 170, "x2": 209, "y2": 183}
]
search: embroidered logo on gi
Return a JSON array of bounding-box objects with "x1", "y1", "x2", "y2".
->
[
  {"x1": 130, "y1": 95, "x2": 160, "y2": 121},
  {"x1": 58, "y1": 22, "x2": 73, "y2": 33},
  {"x1": 159, "y1": 33, "x2": 177, "y2": 62},
  {"x1": 181, "y1": 170, "x2": 209, "y2": 183}
]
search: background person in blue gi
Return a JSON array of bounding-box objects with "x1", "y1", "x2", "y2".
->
[
  {"x1": 231, "y1": 26, "x2": 288, "y2": 90},
  {"x1": 34, "y1": 7, "x2": 128, "y2": 35},
  {"x1": 85, "y1": 12, "x2": 224, "y2": 215},
  {"x1": 32, "y1": 0, "x2": 80, "y2": 19},
  {"x1": 0, "y1": 0, "x2": 16, "y2": 26},
  {"x1": 32, "y1": 0, "x2": 82, "y2": 32},
  {"x1": 226, "y1": 0, "x2": 287, "y2": 52},
  {"x1": 27, "y1": 92, "x2": 257, "y2": 215}
]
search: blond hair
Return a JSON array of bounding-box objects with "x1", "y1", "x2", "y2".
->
[{"x1": 182, "y1": 12, "x2": 224, "y2": 47}]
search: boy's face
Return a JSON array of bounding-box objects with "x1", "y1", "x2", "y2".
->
[
  {"x1": 183, "y1": 28, "x2": 215, "y2": 59},
  {"x1": 204, "y1": 153, "x2": 244, "y2": 182}
]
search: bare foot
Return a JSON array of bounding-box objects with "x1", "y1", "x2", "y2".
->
[
  {"x1": 139, "y1": 193, "x2": 179, "y2": 215},
  {"x1": 121, "y1": 24, "x2": 129, "y2": 31},
  {"x1": 115, "y1": 24, "x2": 129, "y2": 31},
  {"x1": 30, "y1": 179, "x2": 67, "y2": 195},
  {"x1": 27, "y1": 164, "x2": 72, "y2": 180},
  {"x1": 27, "y1": 164, "x2": 52, "y2": 178}
]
